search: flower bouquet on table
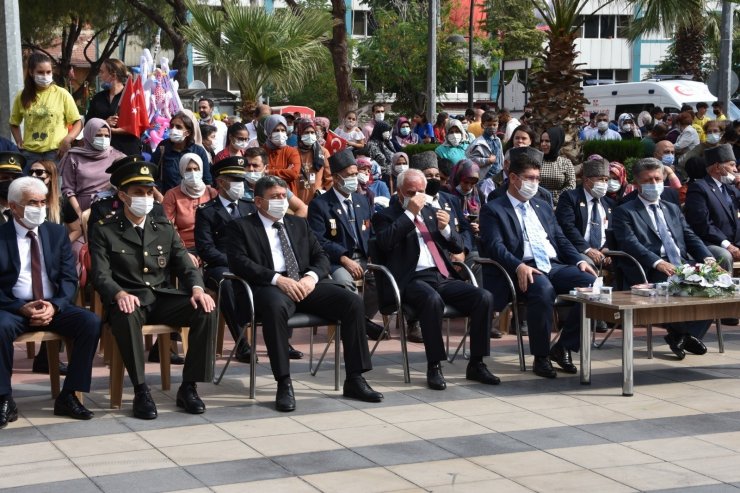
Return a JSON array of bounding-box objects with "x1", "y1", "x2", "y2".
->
[{"x1": 667, "y1": 263, "x2": 736, "y2": 297}]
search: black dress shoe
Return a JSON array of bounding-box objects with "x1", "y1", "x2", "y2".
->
[
  {"x1": 288, "y1": 345, "x2": 304, "y2": 360},
  {"x1": 343, "y1": 376, "x2": 384, "y2": 402},
  {"x1": 490, "y1": 328, "x2": 503, "y2": 339},
  {"x1": 54, "y1": 392, "x2": 94, "y2": 420},
  {"x1": 683, "y1": 335, "x2": 707, "y2": 355},
  {"x1": 176, "y1": 383, "x2": 206, "y2": 414},
  {"x1": 32, "y1": 357, "x2": 68, "y2": 376},
  {"x1": 533, "y1": 356, "x2": 557, "y2": 378},
  {"x1": 406, "y1": 321, "x2": 424, "y2": 343},
  {"x1": 664, "y1": 333, "x2": 686, "y2": 360},
  {"x1": 275, "y1": 380, "x2": 296, "y2": 412},
  {"x1": 721, "y1": 318, "x2": 740, "y2": 326},
  {"x1": 133, "y1": 385, "x2": 158, "y2": 420},
  {"x1": 593, "y1": 320, "x2": 609, "y2": 333},
  {"x1": 517, "y1": 320, "x2": 529, "y2": 336},
  {"x1": 147, "y1": 341, "x2": 185, "y2": 365},
  {"x1": 427, "y1": 362, "x2": 447, "y2": 390},
  {"x1": 466, "y1": 361, "x2": 501, "y2": 385},
  {"x1": 0, "y1": 396, "x2": 18, "y2": 429},
  {"x1": 549, "y1": 344, "x2": 578, "y2": 374},
  {"x1": 365, "y1": 319, "x2": 388, "y2": 341},
  {"x1": 235, "y1": 342, "x2": 258, "y2": 363}
]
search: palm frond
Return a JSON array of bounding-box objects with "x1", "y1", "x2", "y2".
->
[{"x1": 625, "y1": 0, "x2": 704, "y2": 41}]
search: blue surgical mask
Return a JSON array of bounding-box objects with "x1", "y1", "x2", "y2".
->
[
  {"x1": 661, "y1": 154, "x2": 675, "y2": 167},
  {"x1": 706, "y1": 133, "x2": 721, "y2": 144},
  {"x1": 400, "y1": 127, "x2": 411, "y2": 137},
  {"x1": 101, "y1": 82, "x2": 112, "y2": 90},
  {"x1": 640, "y1": 182, "x2": 664, "y2": 202}
]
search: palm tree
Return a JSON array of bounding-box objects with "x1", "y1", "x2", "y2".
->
[
  {"x1": 527, "y1": 0, "x2": 614, "y2": 137},
  {"x1": 182, "y1": 0, "x2": 334, "y2": 116},
  {"x1": 625, "y1": 0, "x2": 717, "y2": 81}
]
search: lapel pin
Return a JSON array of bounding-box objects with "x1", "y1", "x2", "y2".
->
[{"x1": 579, "y1": 202, "x2": 585, "y2": 207}]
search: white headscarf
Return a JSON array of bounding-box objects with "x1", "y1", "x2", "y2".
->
[{"x1": 179, "y1": 152, "x2": 206, "y2": 198}]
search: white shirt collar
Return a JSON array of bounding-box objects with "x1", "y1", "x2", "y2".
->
[
  {"x1": 13, "y1": 218, "x2": 38, "y2": 237},
  {"x1": 583, "y1": 187, "x2": 596, "y2": 202},
  {"x1": 711, "y1": 176, "x2": 724, "y2": 188},
  {"x1": 258, "y1": 210, "x2": 282, "y2": 228},
  {"x1": 333, "y1": 187, "x2": 351, "y2": 204},
  {"x1": 219, "y1": 194, "x2": 236, "y2": 209},
  {"x1": 638, "y1": 194, "x2": 660, "y2": 207},
  {"x1": 128, "y1": 215, "x2": 147, "y2": 228},
  {"x1": 506, "y1": 191, "x2": 526, "y2": 210}
]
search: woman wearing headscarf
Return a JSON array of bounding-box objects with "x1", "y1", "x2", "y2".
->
[
  {"x1": 162, "y1": 152, "x2": 218, "y2": 252},
  {"x1": 538, "y1": 126, "x2": 576, "y2": 206},
  {"x1": 449, "y1": 159, "x2": 481, "y2": 234},
  {"x1": 366, "y1": 120, "x2": 396, "y2": 181},
  {"x1": 389, "y1": 152, "x2": 409, "y2": 194},
  {"x1": 151, "y1": 109, "x2": 212, "y2": 197},
  {"x1": 360, "y1": 156, "x2": 390, "y2": 201},
  {"x1": 617, "y1": 113, "x2": 641, "y2": 140},
  {"x1": 604, "y1": 159, "x2": 628, "y2": 202},
  {"x1": 392, "y1": 116, "x2": 419, "y2": 151},
  {"x1": 60, "y1": 118, "x2": 125, "y2": 216},
  {"x1": 263, "y1": 114, "x2": 300, "y2": 194},
  {"x1": 435, "y1": 119, "x2": 469, "y2": 164},
  {"x1": 355, "y1": 156, "x2": 377, "y2": 210},
  {"x1": 296, "y1": 118, "x2": 332, "y2": 204},
  {"x1": 314, "y1": 117, "x2": 331, "y2": 148}
]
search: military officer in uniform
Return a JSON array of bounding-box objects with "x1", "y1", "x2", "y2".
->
[
  {"x1": 195, "y1": 156, "x2": 256, "y2": 362},
  {"x1": 0, "y1": 152, "x2": 25, "y2": 225},
  {"x1": 89, "y1": 156, "x2": 217, "y2": 419}
]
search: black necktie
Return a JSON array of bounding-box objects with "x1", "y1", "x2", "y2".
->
[
  {"x1": 650, "y1": 204, "x2": 682, "y2": 266},
  {"x1": 344, "y1": 199, "x2": 359, "y2": 243},
  {"x1": 228, "y1": 203, "x2": 240, "y2": 219},
  {"x1": 135, "y1": 226, "x2": 144, "y2": 241},
  {"x1": 273, "y1": 222, "x2": 300, "y2": 281},
  {"x1": 27, "y1": 231, "x2": 44, "y2": 301},
  {"x1": 589, "y1": 198, "x2": 602, "y2": 249}
]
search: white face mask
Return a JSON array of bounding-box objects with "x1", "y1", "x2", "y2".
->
[
  {"x1": 720, "y1": 172, "x2": 736, "y2": 185},
  {"x1": 301, "y1": 134, "x2": 317, "y2": 146},
  {"x1": 92, "y1": 136, "x2": 110, "y2": 151},
  {"x1": 245, "y1": 171, "x2": 263, "y2": 184},
  {"x1": 267, "y1": 198, "x2": 289, "y2": 219},
  {"x1": 374, "y1": 112, "x2": 385, "y2": 122},
  {"x1": 590, "y1": 181, "x2": 608, "y2": 198},
  {"x1": 706, "y1": 133, "x2": 721, "y2": 144},
  {"x1": 447, "y1": 133, "x2": 463, "y2": 146},
  {"x1": 286, "y1": 125, "x2": 294, "y2": 134},
  {"x1": 169, "y1": 128, "x2": 185, "y2": 143},
  {"x1": 622, "y1": 124, "x2": 633, "y2": 132},
  {"x1": 382, "y1": 131, "x2": 391, "y2": 140},
  {"x1": 271, "y1": 131, "x2": 288, "y2": 147},
  {"x1": 639, "y1": 182, "x2": 664, "y2": 202},
  {"x1": 224, "y1": 181, "x2": 245, "y2": 201},
  {"x1": 234, "y1": 139, "x2": 249, "y2": 150},
  {"x1": 357, "y1": 172, "x2": 369, "y2": 184},
  {"x1": 23, "y1": 205, "x2": 46, "y2": 228},
  {"x1": 34, "y1": 74, "x2": 53, "y2": 87},
  {"x1": 183, "y1": 170, "x2": 203, "y2": 187},
  {"x1": 517, "y1": 179, "x2": 538, "y2": 201},
  {"x1": 394, "y1": 164, "x2": 408, "y2": 175},
  {"x1": 338, "y1": 175, "x2": 358, "y2": 194},
  {"x1": 597, "y1": 121, "x2": 609, "y2": 132},
  {"x1": 128, "y1": 196, "x2": 154, "y2": 217},
  {"x1": 607, "y1": 179, "x2": 621, "y2": 193}
]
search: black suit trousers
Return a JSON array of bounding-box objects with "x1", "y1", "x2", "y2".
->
[
  {"x1": 404, "y1": 269, "x2": 492, "y2": 362},
  {"x1": 0, "y1": 306, "x2": 101, "y2": 395},
  {"x1": 205, "y1": 266, "x2": 251, "y2": 344},
  {"x1": 252, "y1": 282, "x2": 372, "y2": 381}
]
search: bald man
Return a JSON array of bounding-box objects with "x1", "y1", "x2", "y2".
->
[{"x1": 653, "y1": 140, "x2": 681, "y2": 186}]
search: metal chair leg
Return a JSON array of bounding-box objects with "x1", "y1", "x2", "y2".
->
[
  {"x1": 448, "y1": 318, "x2": 470, "y2": 363},
  {"x1": 311, "y1": 324, "x2": 340, "y2": 386},
  {"x1": 716, "y1": 318, "x2": 725, "y2": 353},
  {"x1": 514, "y1": 304, "x2": 525, "y2": 371},
  {"x1": 594, "y1": 326, "x2": 617, "y2": 349},
  {"x1": 370, "y1": 314, "x2": 391, "y2": 357},
  {"x1": 647, "y1": 324, "x2": 653, "y2": 359},
  {"x1": 398, "y1": 312, "x2": 411, "y2": 383}
]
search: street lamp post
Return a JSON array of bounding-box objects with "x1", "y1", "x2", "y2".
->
[
  {"x1": 467, "y1": 0, "x2": 474, "y2": 108},
  {"x1": 426, "y1": 0, "x2": 437, "y2": 123}
]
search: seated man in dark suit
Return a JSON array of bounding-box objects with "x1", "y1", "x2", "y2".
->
[
  {"x1": 684, "y1": 144, "x2": 740, "y2": 271},
  {"x1": 372, "y1": 168, "x2": 499, "y2": 390},
  {"x1": 555, "y1": 158, "x2": 616, "y2": 269},
  {"x1": 226, "y1": 175, "x2": 383, "y2": 412},
  {"x1": 307, "y1": 150, "x2": 384, "y2": 340},
  {"x1": 195, "y1": 157, "x2": 257, "y2": 362},
  {"x1": 487, "y1": 149, "x2": 554, "y2": 207},
  {"x1": 479, "y1": 147, "x2": 597, "y2": 378},
  {"x1": 1, "y1": 177, "x2": 101, "y2": 428},
  {"x1": 612, "y1": 157, "x2": 716, "y2": 359}
]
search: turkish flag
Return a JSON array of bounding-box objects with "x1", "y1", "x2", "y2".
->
[
  {"x1": 116, "y1": 76, "x2": 149, "y2": 138},
  {"x1": 325, "y1": 130, "x2": 347, "y2": 156}
]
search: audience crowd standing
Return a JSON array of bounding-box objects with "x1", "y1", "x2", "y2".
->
[{"x1": 2, "y1": 54, "x2": 740, "y2": 429}]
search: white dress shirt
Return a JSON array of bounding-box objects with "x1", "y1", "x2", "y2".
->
[
  {"x1": 710, "y1": 176, "x2": 734, "y2": 249},
  {"x1": 12, "y1": 219, "x2": 53, "y2": 301},
  {"x1": 403, "y1": 208, "x2": 451, "y2": 271},
  {"x1": 258, "y1": 211, "x2": 319, "y2": 285},
  {"x1": 638, "y1": 195, "x2": 673, "y2": 266},
  {"x1": 583, "y1": 187, "x2": 607, "y2": 252},
  {"x1": 506, "y1": 192, "x2": 558, "y2": 262}
]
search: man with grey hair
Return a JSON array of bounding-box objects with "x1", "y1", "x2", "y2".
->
[
  {"x1": 612, "y1": 157, "x2": 715, "y2": 359},
  {"x1": 0, "y1": 177, "x2": 101, "y2": 428},
  {"x1": 373, "y1": 168, "x2": 499, "y2": 390}
]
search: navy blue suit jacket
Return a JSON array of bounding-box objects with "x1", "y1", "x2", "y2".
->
[
  {"x1": 308, "y1": 189, "x2": 372, "y2": 264},
  {"x1": 612, "y1": 198, "x2": 712, "y2": 285},
  {"x1": 479, "y1": 194, "x2": 583, "y2": 310},
  {"x1": 0, "y1": 220, "x2": 78, "y2": 314},
  {"x1": 684, "y1": 175, "x2": 740, "y2": 247},
  {"x1": 555, "y1": 187, "x2": 615, "y2": 253},
  {"x1": 195, "y1": 196, "x2": 256, "y2": 269}
]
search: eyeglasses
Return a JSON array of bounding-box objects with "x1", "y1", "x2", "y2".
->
[{"x1": 29, "y1": 169, "x2": 48, "y2": 177}]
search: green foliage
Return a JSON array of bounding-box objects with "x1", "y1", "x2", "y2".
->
[
  {"x1": 582, "y1": 139, "x2": 645, "y2": 169},
  {"x1": 357, "y1": 1, "x2": 466, "y2": 115},
  {"x1": 402, "y1": 143, "x2": 440, "y2": 155},
  {"x1": 483, "y1": 0, "x2": 545, "y2": 61},
  {"x1": 182, "y1": 0, "x2": 333, "y2": 109}
]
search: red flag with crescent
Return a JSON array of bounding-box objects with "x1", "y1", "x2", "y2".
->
[
  {"x1": 325, "y1": 130, "x2": 347, "y2": 156},
  {"x1": 117, "y1": 76, "x2": 149, "y2": 138}
]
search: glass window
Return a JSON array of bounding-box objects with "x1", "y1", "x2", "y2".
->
[
  {"x1": 600, "y1": 15, "x2": 616, "y2": 39},
  {"x1": 366, "y1": 11, "x2": 376, "y2": 36},
  {"x1": 583, "y1": 16, "x2": 599, "y2": 38},
  {"x1": 194, "y1": 66, "x2": 209, "y2": 86},
  {"x1": 616, "y1": 16, "x2": 631, "y2": 38},
  {"x1": 210, "y1": 68, "x2": 228, "y2": 91},
  {"x1": 353, "y1": 11, "x2": 366, "y2": 37},
  {"x1": 614, "y1": 69, "x2": 630, "y2": 82}
]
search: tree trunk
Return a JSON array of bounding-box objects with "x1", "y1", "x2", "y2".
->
[
  {"x1": 329, "y1": 0, "x2": 357, "y2": 122},
  {"x1": 675, "y1": 23, "x2": 706, "y2": 81}
]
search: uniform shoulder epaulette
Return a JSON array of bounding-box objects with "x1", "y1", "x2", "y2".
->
[
  {"x1": 97, "y1": 212, "x2": 122, "y2": 225},
  {"x1": 199, "y1": 199, "x2": 218, "y2": 209},
  {"x1": 152, "y1": 215, "x2": 173, "y2": 225}
]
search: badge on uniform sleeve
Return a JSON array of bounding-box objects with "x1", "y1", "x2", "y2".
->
[
  {"x1": 329, "y1": 218, "x2": 337, "y2": 236},
  {"x1": 444, "y1": 203, "x2": 451, "y2": 211},
  {"x1": 579, "y1": 202, "x2": 586, "y2": 207},
  {"x1": 157, "y1": 255, "x2": 167, "y2": 268}
]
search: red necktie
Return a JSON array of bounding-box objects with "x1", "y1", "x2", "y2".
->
[
  {"x1": 27, "y1": 231, "x2": 44, "y2": 301},
  {"x1": 415, "y1": 216, "x2": 449, "y2": 278}
]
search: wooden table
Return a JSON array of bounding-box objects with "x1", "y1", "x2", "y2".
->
[{"x1": 561, "y1": 292, "x2": 740, "y2": 396}]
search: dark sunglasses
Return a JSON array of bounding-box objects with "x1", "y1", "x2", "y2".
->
[{"x1": 29, "y1": 169, "x2": 48, "y2": 177}]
